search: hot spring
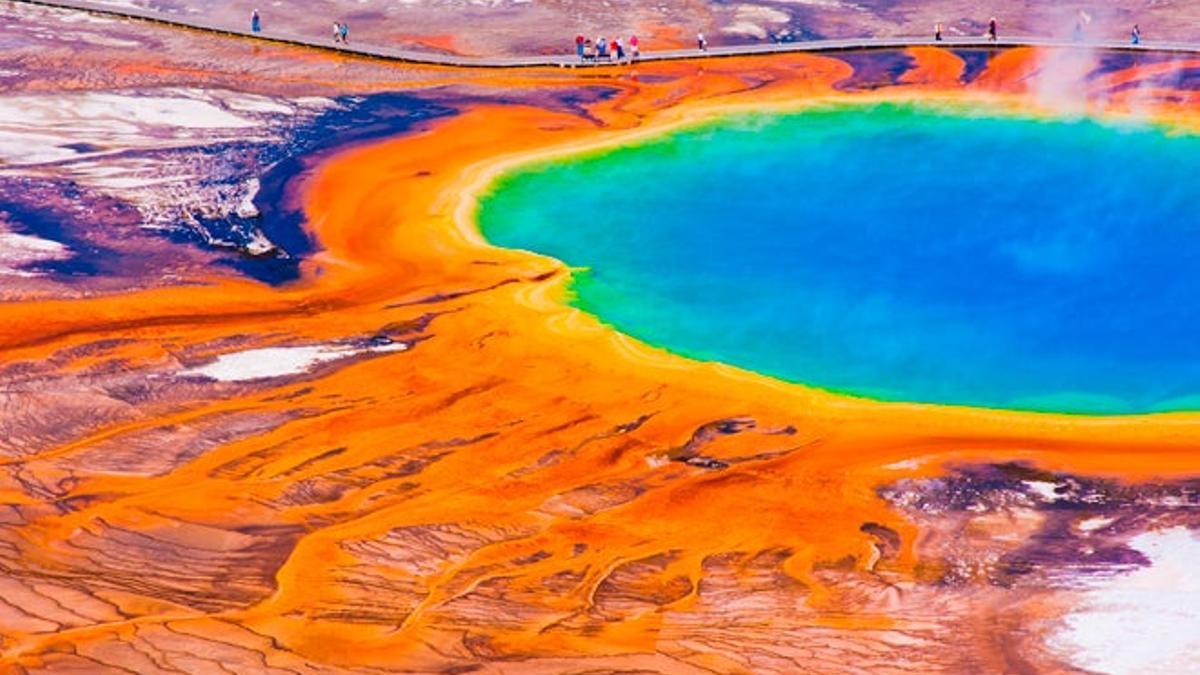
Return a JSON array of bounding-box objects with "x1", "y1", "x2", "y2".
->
[{"x1": 478, "y1": 103, "x2": 1200, "y2": 414}]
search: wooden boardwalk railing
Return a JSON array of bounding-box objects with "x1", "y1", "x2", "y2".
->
[{"x1": 15, "y1": 0, "x2": 1200, "y2": 68}]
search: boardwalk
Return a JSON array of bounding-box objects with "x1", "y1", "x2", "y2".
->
[{"x1": 16, "y1": 0, "x2": 1200, "y2": 67}]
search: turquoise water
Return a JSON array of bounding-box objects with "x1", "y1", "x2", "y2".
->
[{"x1": 478, "y1": 103, "x2": 1200, "y2": 414}]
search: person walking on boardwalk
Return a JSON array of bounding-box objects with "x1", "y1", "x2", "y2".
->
[
  {"x1": 613, "y1": 37, "x2": 623, "y2": 62},
  {"x1": 697, "y1": 31, "x2": 707, "y2": 51},
  {"x1": 1132, "y1": 24, "x2": 1141, "y2": 45},
  {"x1": 597, "y1": 36, "x2": 608, "y2": 59},
  {"x1": 251, "y1": 9, "x2": 261, "y2": 33},
  {"x1": 575, "y1": 34, "x2": 585, "y2": 60},
  {"x1": 1073, "y1": 10, "x2": 1089, "y2": 42},
  {"x1": 934, "y1": 22, "x2": 943, "y2": 41},
  {"x1": 630, "y1": 34, "x2": 640, "y2": 60},
  {"x1": 987, "y1": 17, "x2": 997, "y2": 42},
  {"x1": 333, "y1": 21, "x2": 342, "y2": 43},
  {"x1": 339, "y1": 21, "x2": 349, "y2": 44}
]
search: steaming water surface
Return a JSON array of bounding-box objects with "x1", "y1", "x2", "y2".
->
[{"x1": 479, "y1": 103, "x2": 1200, "y2": 414}]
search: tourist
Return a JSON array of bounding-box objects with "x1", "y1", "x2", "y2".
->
[
  {"x1": 597, "y1": 36, "x2": 608, "y2": 59},
  {"x1": 1132, "y1": 24, "x2": 1142, "y2": 45},
  {"x1": 697, "y1": 31, "x2": 707, "y2": 51},
  {"x1": 340, "y1": 22, "x2": 349, "y2": 44},
  {"x1": 575, "y1": 34, "x2": 585, "y2": 60},
  {"x1": 934, "y1": 22, "x2": 943, "y2": 42},
  {"x1": 333, "y1": 21, "x2": 342, "y2": 43},
  {"x1": 584, "y1": 38, "x2": 596, "y2": 61},
  {"x1": 987, "y1": 17, "x2": 997, "y2": 42},
  {"x1": 630, "y1": 34, "x2": 640, "y2": 60},
  {"x1": 251, "y1": 9, "x2": 261, "y2": 33},
  {"x1": 612, "y1": 37, "x2": 623, "y2": 62}
]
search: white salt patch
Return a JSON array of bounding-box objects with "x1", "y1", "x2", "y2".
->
[
  {"x1": 883, "y1": 459, "x2": 924, "y2": 471},
  {"x1": 0, "y1": 91, "x2": 256, "y2": 166},
  {"x1": 84, "y1": 174, "x2": 192, "y2": 190},
  {"x1": 1077, "y1": 516, "x2": 1116, "y2": 533},
  {"x1": 85, "y1": 0, "x2": 144, "y2": 10},
  {"x1": 0, "y1": 130, "x2": 83, "y2": 164},
  {"x1": 223, "y1": 94, "x2": 295, "y2": 116},
  {"x1": 734, "y1": 4, "x2": 790, "y2": 24},
  {"x1": 0, "y1": 91, "x2": 242, "y2": 134},
  {"x1": 1052, "y1": 528, "x2": 1200, "y2": 674},
  {"x1": 183, "y1": 343, "x2": 406, "y2": 382},
  {"x1": 1024, "y1": 480, "x2": 1061, "y2": 502},
  {"x1": 242, "y1": 229, "x2": 275, "y2": 256},
  {"x1": 0, "y1": 89, "x2": 329, "y2": 169},
  {"x1": 0, "y1": 232, "x2": 66, "y2": 254},
  {"x1": 0, "y1": 231, "x2": 69, "y2": 276},
  {"x1": 645, "y1": 454, "x2": 670, "y2": 468},
  {"x1": 721, "y1": 22, "x2": 769, "y2": 40},
  {"x1": 76, "y1": 92, "x2": 257, "y2": 129},
  {"x1": 236, "y1": 178, "x2": 262, "y2": 219},
  {"x1": 722, "y1": 5, "x2": 790, "y2": 39}
]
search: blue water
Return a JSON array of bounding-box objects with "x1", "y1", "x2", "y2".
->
[{"x1": 478, "y1": 103, "x2": 1200, "y2": 414}]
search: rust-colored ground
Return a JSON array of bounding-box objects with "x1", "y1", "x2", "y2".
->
[{"x1": 1, "y1": 47, "x2": 1199, "y2": 673}]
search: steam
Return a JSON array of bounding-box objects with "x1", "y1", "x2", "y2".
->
[
  {"x1": 1026, "y1": 6, "x2": 1104, "y2": 116},
  {"x1": 1023, "y1": 4, "x2": 1185, "y2": 124},
  {"x1": 1030, "y1": 48, "x2": 1097, "y2": 117},
  {"x1": 1124, "y1": 57, "x2": 1187, "y2": 124}
]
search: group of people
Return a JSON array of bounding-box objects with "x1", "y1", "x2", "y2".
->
[
  {"x1": 931, "y1": 16, "x2": 998, "y2": 42},
  {"x1": 575, "y1": 34, "x2": 640, "y2": 62},
  {"x1": 248, "y1": 10, "x2": 348, "y2": 44},
  {"x1": 935, "y1": 15, "x2": 1144, "y2": 45},
  {"x1": 573, "y1": 31, "x2": 715, "y2": 62},
  {"x1": 249, "y1": 10, "x2": 1152, "y2": 58},
  {"x1": 332, "y1": 21, "x2": 350, "y2": 44}
]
